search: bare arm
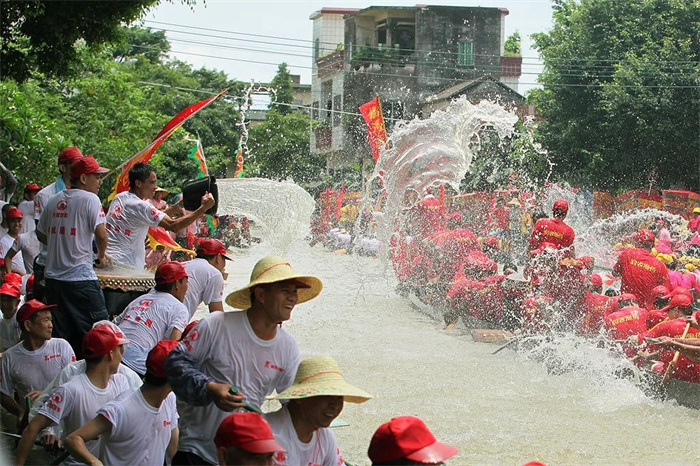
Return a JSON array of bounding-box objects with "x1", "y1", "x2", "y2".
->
[
  {"x1": 14, "y1": 413, "x2": 53, "y2": 466},
  {"x1": 94, "y1": 224, "x2": 108, "y2": 262},
  {"x1": 207, "y1": 301, "x2": 224, "y2": 313},
  {"x1": 169, "y1": 328, "x2": 183, "y2": 341},
  {"x1": 3, "y1": 248, "x2": 13, "y2": 274},
  {"x1": 36, "y1": 230, "x2": 47, "y2": 245},
  {"x1": 65, "y1": 415, "x2": 112, "y2": 466},
  {"x1": 159, "y1": 193, "x2": 214, "y2": 233},
  {"x1": 166, "y1": 426, "x2": 179, "y2": 460},
  {"x1": 1, "y1": 392, "x2": 22, "y2": 418}
]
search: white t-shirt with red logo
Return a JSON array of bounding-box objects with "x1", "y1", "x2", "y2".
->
[
  {"x1": 1, "y1": 233, "x2": 25, "y2": 274},
  {"x1": 115, "y1": 290, "x2": 188, "y2": 375},
  {"x1": 176, "y1": 310, "x2": 300, "y2": 464},
  {"x1": 37, "y1": 372, "x2": 131, "y2": 465},
  {"x1": 265, "y1": 405, "x2": 345, "y2": 466},
  {"x1": 0, "y1": 338, "x2": 75, "y2": 400},
  {"x1": 182, "y1": 258, "x2": 224, "y2": 319},
  {"x1": 105, "y1": 192, "x2": 166, "y2": 269},
  {"x1": 97, "y1": 389, "x2": 178, "y2": 466},
  {"x1": 37, "y1": 189, "x2": 105, "y2": 282}
]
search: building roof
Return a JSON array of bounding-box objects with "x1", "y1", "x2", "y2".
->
[
  {"x1": 309, "y1": 7, "x2": 360, "y2": 20},
  {"x1": 346, "y1": 4, "x2": 506, "y2": 18},
  {"x1": 423, "y1": 76, "x2": 524, "y2": 104}
]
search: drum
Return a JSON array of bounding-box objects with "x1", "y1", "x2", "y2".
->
[{"x1": 98, "y1": 266, "x2": 155, "y2": 317}]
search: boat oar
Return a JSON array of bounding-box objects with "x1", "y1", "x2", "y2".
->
[
  {"x1": 492, "y1": 336, "x2": 522, "y2": 355},
  {"x1": 662, "y1": 322, "x2": 691, "y2": 384}
]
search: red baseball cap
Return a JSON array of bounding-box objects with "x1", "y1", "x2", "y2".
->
[
  {"x1": 70, "y1": 156, "x2": 110, "y2": 178},
  {"x1": 146, "y1": 339, "x2": 180, "y2": 378},
  {"x1": 5, "y1": 207, "x2": 22, "y2": 219},
  {"x1": 196, "y1": 238, "x2": 232, "y2": 261},
  {"x1": 58, "y1": 146, "x2": 83, "y2": 164},
  {"x1": 25, "y1": 274, "x2": 34, "y2": 294},
  {"x1": 552, "y1": 199, "x2": 568, "y2": 214},
  {"x1": 17, "y1": 300, "x2": 57, "y2": 326},
  {"x1": 155, "y1": 261, "x2": 189, "y2": 285},
  {"x1": 660, "y1": 294, "x2": 693, "y2": 314},
  {"x1": 368, "y1": 416, "x2": 458, "y2": 464},
  {"x1": 0, "y1": 272, "x2": 22, "y2": 298},
  {"x1": 214, "y1": 412, "x2": 285, "y2": 454},
  {"x1": 618, "y1": 293, "x2": 638, "y2": 305},
  {"x1": 663, "y1": 286, "x2": 694, "y2": 301},
  {"x1": 24, "y1": 183, "x2": 41, "y2": 192},
  {"x1": 589, "y1": 273, "x2": 603, "y2": 288},
  {"x1": 83, "y1": 325, "x2": 130, "y2": 358},
  {"x1": 651, "y1": 285, "x2": 670, "y2": 299}
]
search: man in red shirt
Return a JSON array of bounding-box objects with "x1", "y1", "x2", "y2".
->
[
  {"x1": 528, "y1": 199, "x2": 575, "y2": 252},
  {"x1": 579, "y1": 273, "x2": 610, "y2": 335},
  {"x1": 604, "y1": 297, "x2": 649, "y2": 358},
  {"x1": 612, "y1": 229, "x2": 670, "y2": 309}
]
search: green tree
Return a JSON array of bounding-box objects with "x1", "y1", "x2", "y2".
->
[
  {"x1": 246, "y1": 110, "x2": 325, "y2": 184},
  {"x1": 531, "y1": 0, "x2": 699, "y2": 191},
  {"x1": 1, "y1": 1, "x2": 195, "y2": 82},
  {"x1": 269, "y1": 63, "x2": 294, "y2": 114},
  {"x1": 504, "y1": 31, "x2": 522, "y2": 56}
]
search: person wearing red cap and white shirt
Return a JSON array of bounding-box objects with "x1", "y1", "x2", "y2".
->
[
  {"x1": 0, "y1": 207, "x2": 26, "y2": 275},
  {"x1": 215, "y1": 412, "x2": 284, "y2": 465},
  {"x1": 612, "y1": 229, "x2": 670, "y2": 310},
  {"x1": 166, "y1": 256, "x2": 320, "y2": 465},
  {"x1": 0, "y1": 273, "x2": 23, "y2": 353},
  {"x1": 36, "y1": 156, "x2": 112, "y2": 358},
  {"x1": 368, "y1": 415, "x2": 458, "y2": 465},
  {"x1": 66, "y1": 340, "x2": 180, "y2": 466},
  {"x1": 14, "y1": 324, "x2": 132, "y2": 465},
  {"x1": 115, "y1": 261, "x2": 189, "y2": 376},
  {"x1": 183, "y1": 238, "x2": 231, "y2": 319},
  {"x1": 105, "y1": 162, "x2": 214, "y2": 270},
  {"x1": 18, "y1": 183, "x2": 40, "y2": 234},
  {"x1": 0, "y1": 300, "x2": 74, "y2": 423},
  {"x1": 528, "y1": 199, "x2": 575, "y2": 253},
  {"x1": 32, "y1": 147, "x2": 83, "y2": 301}
]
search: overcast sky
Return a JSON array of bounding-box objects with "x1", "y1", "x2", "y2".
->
[{"x1": 145, "y1": 1, "x2": 554, "y2": 95}]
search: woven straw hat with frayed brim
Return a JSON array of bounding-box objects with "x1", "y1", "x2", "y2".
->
[
  {"x1": 267, "y1": 356, "x2": 372, "y2": 404},
  {"x1": 225, "y1": 256, "x2": 323, "y2": 309}
]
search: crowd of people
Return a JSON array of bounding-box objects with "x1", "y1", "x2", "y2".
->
[
  {"x1": 0, "y1": 147, "x2": 466, "y2": 465},
  {"x1": 388, "y1": 190, "x2": 700, "y2": 384}
]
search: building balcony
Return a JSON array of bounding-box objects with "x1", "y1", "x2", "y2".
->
[{"x1": 500, "y1": 56, "x2": 522, "y2": 77}]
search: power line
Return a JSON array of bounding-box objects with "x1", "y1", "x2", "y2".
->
[{"x1": 143, "y1": 19, "x2": 700, "y2": 67}]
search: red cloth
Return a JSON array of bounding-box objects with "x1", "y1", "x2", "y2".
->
[
  {"x1": 613, "y1": 247, "x2": 670, "y2": 309},
  {"x1": 578, "y1": 291, "x2": 610, "y2": 335},
  {"x1": 641, "y1": 319, "x2": 700, "y2": 383},
  {"x1": 487, "y1": 207, "x2": 509, "y2": 231},
  {"x1": 646, "y1": 310, "x2": 668, "y2": 329},
  {"x1": 447, "y1": 275, "x2": 506, "y2": 322},
  {"x1": 604, "y1": 306, "x2": 649, "y2": 340},
  {"x1": 529, "y1": 218, "x2": 575, "y2": 250}
]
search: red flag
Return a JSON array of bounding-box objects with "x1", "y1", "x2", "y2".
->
[
  {"x1": 108, "y1": 89, "x2": 227, "y2": 201},
  {"x1": 336, "y1": 185, "x2": 346, "y2": 221},
  {"x1": 147, "y1": 227, "x2": 194, "y2": 255},
  {"x1": 358, "y1": 96, "x2": 388, "y2": 163}
]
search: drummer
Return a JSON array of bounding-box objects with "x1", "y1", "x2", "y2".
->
[{"x1": 105, "y1": 163, "x2": 214, "y2": 270}]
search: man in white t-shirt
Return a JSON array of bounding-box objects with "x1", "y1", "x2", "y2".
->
[
  {"x1": 33, "y1": 147, "x2": 83, "y2": 301},
  {"x1": 18, "y1": 183, "x2": 40, "y2": 234},
  {"x1": 66, "y1": 340, "x2": 180, "y2": 466},
  {"x1": 36, "y1": 156, "x2": 112, "y2": 358},
  {"x1": 14, "y1": 324, "x2": 131, "y2": 465},
  {"x1": 265, "y1": 356, "x2": 371, "y2": 466},
  {"x1": 115, "y1": 261, "x2": 189, "y2": 376},
  {"x1": 183, "y1": 238, "x2": 231, "y2": 319},
  {"x1": 106, "y1": 162, "x2": 214, "y2": 270},
  {"x1": 3, "y1": 227, "x2": 39, "y2": 275},
  {"x1": 166, "y1": 256, "x2": 323, "y2": 465},
  {"x1": 0, "y1": 207, "x2": 25, "y2": 275},
  {"x1": 0, "y1": 273, "x2": 22, "y2": 353},
  {"x1": 0, "y1": 300, "x2": 75, "y2": 423}
]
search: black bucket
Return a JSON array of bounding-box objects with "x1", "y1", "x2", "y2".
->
[{"x1": 182, "y1": 176, "x2": 218, "y2": 215}]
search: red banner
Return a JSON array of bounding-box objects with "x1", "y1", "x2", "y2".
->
[
  {"x1": 108, "y1": 89, "x2": 227, "y2": 201},
  {"x1": 358, "y1": 96, "x2": 388, "y2": 163}
]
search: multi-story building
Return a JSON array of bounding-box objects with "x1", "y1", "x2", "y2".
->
[{"x1": 309, "y1": 4, "x2": 524, "y2": 170}]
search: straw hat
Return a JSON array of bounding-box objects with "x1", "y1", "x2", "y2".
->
[
  {"x1": 225, "y1": 256, "x2": 322, "y2": 309},
  {"x1": 267, "y1": 356, "x2": 372, "y2": 404}
]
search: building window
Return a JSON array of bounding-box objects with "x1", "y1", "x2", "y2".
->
[
  {"x1": 332, "y1": 95, "x2": 342, "y2": 126},
  {"x1": 458, "y1": 41, "x2": 474, "y2": 66},
  {"x1": 325, "y1": 99, "x2": 332, "y2": 124}
]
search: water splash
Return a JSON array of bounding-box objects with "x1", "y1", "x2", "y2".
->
[
  {"x1": 217, "y1": 178, "x2": 315, "y2": 253},
  {"x1": 372, "y1": 97, "x2": 519, "y2": 244}
]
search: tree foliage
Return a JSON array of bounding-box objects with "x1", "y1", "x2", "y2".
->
[
  {"x1": 269, "y1": 63, "x2": 295, "y2": 114},
  {"x1": 531, "y1": 0, "x2": 699, "y2": 192},
  {"x1": 504, "y1": 31, "x2": 522, "y2": 56}
]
